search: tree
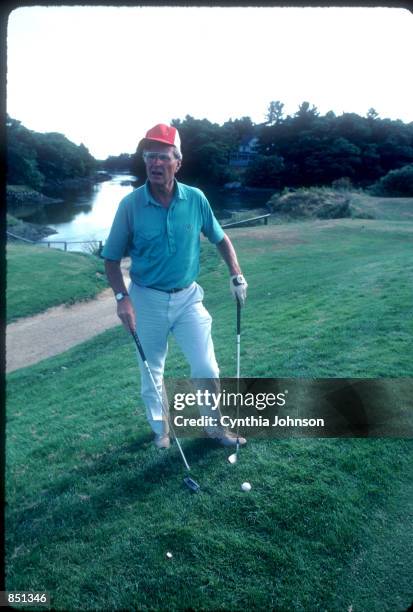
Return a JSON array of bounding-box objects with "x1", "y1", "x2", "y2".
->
[
  {"x1": 295, "y1": 101, "x2": 319, "y2": 120},
  {"x1": 170, "y1": 115, "x2": 234, "y2": 185},
  {"x1": 222, "y1": 116, "x2": 256, "y2": 149},
  {"x1": 7, "y1": 143, "x2": 44, "y2": 190},
  {"x1": 254, "y1": 108, "x2": 413, "y2": 188},
  {"x1": 244, "y1": 154, "x2": 285, "y2": 188},
  {"x1": 6, "y1": 116, "x2": 97, "y2": 190},
  {"x1": 139, "y1": 111, "x2": 413, "y2": 189},
  {"x1": 359, "y1": 143, "x2": 383, "y2": 182},
  {"x1": 102, "y1": 153, "x2": 134, "y2": 172},
  {"x1": 194, "y1": 143, "x2": 233, "y2": 184},
  {"x1": 35, "y1": 132, "x2": 95, "y2": 179},
  {"x1": 367, "y1": 107, "x2": 379, "y2": 120},
  {"x1": 265, "y1": 101, "x2": 284, "y2": 126},
  {"x1": 6, "y1": 115, "x2": 44, "y2": 189}
]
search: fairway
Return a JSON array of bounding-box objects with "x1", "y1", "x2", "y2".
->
[
  {"x1": 199, "y1": 217, "x2": 413, "y2": 378},
  {"x1": 6, "y1": 211, "x2": 413, "y2": 611}
]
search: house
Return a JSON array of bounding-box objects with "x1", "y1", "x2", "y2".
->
[{"x1": 229, "y1": 136, "x2": 259, "y2": 167}]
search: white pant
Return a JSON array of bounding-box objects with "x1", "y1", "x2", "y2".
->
[{"x1": 129, "y1": 281, "x2": 220, "y2": 435}]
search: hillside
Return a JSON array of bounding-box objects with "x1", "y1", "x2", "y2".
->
[{"x1": 6, "y1": 244, "x2": 107, "y2": 323}]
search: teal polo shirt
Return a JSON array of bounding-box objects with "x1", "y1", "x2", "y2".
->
[{"x1": 102, "y1": 180, "x2": 225, "y2": 290}]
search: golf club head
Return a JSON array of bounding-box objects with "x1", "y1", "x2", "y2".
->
[
  {"x1": 183, "y1": 476, "x2": 201, "y2": 493},
  {"x1": 228, "y1": 452, "x2": 238, "y2": 464}
]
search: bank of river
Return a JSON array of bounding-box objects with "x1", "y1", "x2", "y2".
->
[{"x1": 9, "y1": 174, "x2": 273, "y2": 251}]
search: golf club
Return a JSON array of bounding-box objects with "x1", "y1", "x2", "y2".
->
[
  {"x1": 228, "y1": 298, "x2": 241, "y2": 464},
  {"x1": 129, "y1": 327, "x2": 200, "y2": 492}
]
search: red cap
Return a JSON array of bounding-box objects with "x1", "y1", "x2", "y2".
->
[{"x1": 138, "y1": 124, "x2": 181, "y2": 156}]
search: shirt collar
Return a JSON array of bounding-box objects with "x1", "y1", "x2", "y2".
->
[{"x1": 143, "y1": 179, "x2": 187, "y2": 207}]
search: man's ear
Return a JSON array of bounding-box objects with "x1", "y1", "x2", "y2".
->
[{"x1": 175, "y1": 160, "x2": 182, "y2": 173}]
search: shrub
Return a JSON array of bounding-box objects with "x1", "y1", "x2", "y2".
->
[
  {"x1": 369, "y1": 164, "x2": 413, "y2": 196},
  {"x1": 267, "y1": 187, "x2": 351, "y2": 219}
]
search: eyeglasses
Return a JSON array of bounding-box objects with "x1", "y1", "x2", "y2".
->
[{"x1": 143, "y1": 151, "x2": 175, "y2": 163}]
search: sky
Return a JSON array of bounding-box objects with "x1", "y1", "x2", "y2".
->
[{"x1": 6, "y1": 6, "x2": 413, "y2": 160}]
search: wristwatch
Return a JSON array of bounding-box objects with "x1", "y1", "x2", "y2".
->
[{"x1": 115, "y1": 292, "x2": 128, "y2": 302}]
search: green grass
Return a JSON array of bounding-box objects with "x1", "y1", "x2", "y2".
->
[
  {"x1": 201, "y1": 219, "x2": 413, "y2": 377},
  {"x1": 6, "y1": 334, "x2": 413, "y2": 611},
  {"x1": 6, "y1": 244, "x2": 107, "y2": 322},
  {"x1": 6, "y1": 202, "x2": 413, "y2": 610},
  {"x1": 350, "y1": 192, "x2": 413, "y2": 221}
]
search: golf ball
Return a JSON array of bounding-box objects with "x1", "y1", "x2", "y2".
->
[
  {"x1": 241, "y1": 482, "x2": 252, "y2": 492},
  {"x1": 166, "y1": 552, "x2": 173, "y2": 559}
]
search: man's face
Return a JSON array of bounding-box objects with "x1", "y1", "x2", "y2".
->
[{"x1": 143, "y1": 142, "x2": 181, "y2": 188}]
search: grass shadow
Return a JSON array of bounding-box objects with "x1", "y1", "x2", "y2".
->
[{"x1": 6, "y1": 434, "x2": 226, "y2": 550}]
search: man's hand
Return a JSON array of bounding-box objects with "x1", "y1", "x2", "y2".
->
[
  {"x1": 104, "y1": 259, "x2": 136, "y2": 333},
  {"x1": 230, "y1": 274, "x2": 248, "y2": 306},
  {"x1": 215, "y1": 235, "x2": 247, "y2": 306},
  {"x1": 117, "y1": 296, "x2": 136, "y2": 332}
]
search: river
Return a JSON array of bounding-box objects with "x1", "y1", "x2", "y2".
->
[{"x1": 18, "y1": 174, "x2": 273, "y2": 252}]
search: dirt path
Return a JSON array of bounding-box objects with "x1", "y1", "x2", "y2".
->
[{"x1": 6, "y1": 268, "x2": 130, "y2": 374}]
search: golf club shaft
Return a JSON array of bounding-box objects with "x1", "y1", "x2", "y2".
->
[
  {"x1": 236, "y1": 298, "x2": 241, "y2": 380},
  {"x1": 236, "y1": 299, "x2": 241, "y2": 449},
  {"x1": 130, "y1": 328, "x2": 191, "y2": 472}
]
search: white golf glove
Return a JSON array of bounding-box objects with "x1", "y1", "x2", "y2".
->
[{"x1": 230, "y1": 274, "x2": 248, "y2": 306}]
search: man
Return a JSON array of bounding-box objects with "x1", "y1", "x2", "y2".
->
[{"x1": 102, "y1": 123, "x2": 248, "y2": 449}]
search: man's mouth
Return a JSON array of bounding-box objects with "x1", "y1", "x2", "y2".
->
[{"x1": 151, "y1": 170, "x2": 163, "y2": 178}]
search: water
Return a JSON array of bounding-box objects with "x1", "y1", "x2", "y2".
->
[
  {"x1": 18, "y1": 174, "x2": 273, "y2": 251},
  {"x1": 18, "y1": 174, "x2": 136, "y2": 249}
]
